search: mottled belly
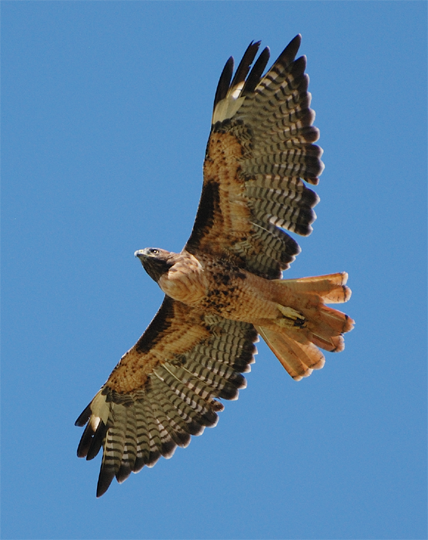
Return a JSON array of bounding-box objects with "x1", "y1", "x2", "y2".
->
[
  {"x1": 199, "y1": 268, "x2": 279, "y2": 322},
  {"x1": 159, "y1": 254, "x2": 281, "y2": 323}
]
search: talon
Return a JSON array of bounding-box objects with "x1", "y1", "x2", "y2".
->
[{"x1": 277, "y1": 305, "x2": 306, "y2": 327}]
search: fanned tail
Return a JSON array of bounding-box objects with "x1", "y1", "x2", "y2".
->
[{"x1": 256, "y1": 272, "x2": 354, "y2": 381}]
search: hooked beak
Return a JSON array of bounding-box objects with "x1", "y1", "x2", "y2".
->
[{"x1": 134, "y1": 249, "x2": 147, "y2": 260}]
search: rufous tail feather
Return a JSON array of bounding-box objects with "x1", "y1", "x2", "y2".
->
[{"x1": 256, "y1": 273, "x2": 354, "y2": 381}]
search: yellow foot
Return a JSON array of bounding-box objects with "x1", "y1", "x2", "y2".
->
[{"x1": 276, "y1": 305, "x2": 306, "y2": 327}]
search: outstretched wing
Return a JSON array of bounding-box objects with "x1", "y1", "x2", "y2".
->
[
  {"x1": 76, "y1": 296, "x2": 257, "y2": 497},
  {"x1": 185, "y1": 35, "x2": 323, "y2": 279}
]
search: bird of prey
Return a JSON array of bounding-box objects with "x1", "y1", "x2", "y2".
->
[{"x1": 76, "y1": 35, "x2": 354, "y2": 497}]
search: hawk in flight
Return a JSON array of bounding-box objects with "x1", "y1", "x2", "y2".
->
[{"x1": 76, "y1": 35, "x2": 354, "y2": 497}]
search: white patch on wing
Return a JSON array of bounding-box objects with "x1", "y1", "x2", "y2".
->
[
  {"x1": 212, "y1": 96, "x2": 245, "y2": 124},
  {"x1": 89, "y1": 391, "x2": 109, "y2": 426}
]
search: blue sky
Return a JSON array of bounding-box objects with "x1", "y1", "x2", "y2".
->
[{"x1": 2, "y1": 2, "x2": 426, "y2": 539}]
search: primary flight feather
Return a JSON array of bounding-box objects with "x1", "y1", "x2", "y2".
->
[{"x1": 76, "y1": 35, "x2": 354, "y2": 497}]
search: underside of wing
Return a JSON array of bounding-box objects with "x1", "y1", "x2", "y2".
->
[
  {"x1": 75, "y1": 296, "x2": 258, "y2": 497},
  {"x1": 185, "y1": 35, "x2": 324, "y2": 279}
]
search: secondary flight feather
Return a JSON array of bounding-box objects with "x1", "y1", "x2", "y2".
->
[{"x1": 76, "y1": 35, "x2": 354, "y2": 497}]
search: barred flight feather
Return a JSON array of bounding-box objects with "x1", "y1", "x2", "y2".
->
[
  {"x1": 148, "y1": 393, "x2": 190, "y2": 449},
  {"x1": 151, "y1": 371, "x2": 216, "y2": 429},
  {"x1": 149, "y1": 379, "x2": 196, "y2": 441},
  {"x1": 135, "y1": 400, "x2": 162, "y2": 470},
  {"x1": 133, "y1": 401, "x2": 150, "y2": 471},
  {"x1": 76, "y1": 296, "x2": 257, "y2": 496},
  {"x1": 116, "y1": 408, "x2": 137, "y2": 483},
  {"x1": 145, "y1": 398, "x2": 176, "y2": 459},
  {"x1": 237, "y1": 220, "x2": 300, "y2": 277},
  {"x1": 186, "y1": 34, "x2": 324, "y2": 279},
  {"x1": 153, "y1": 364, "x2": 217, "y2": 417}
]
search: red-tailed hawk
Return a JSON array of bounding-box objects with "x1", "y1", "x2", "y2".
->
[{"x1": 76, "y1": 35, "x2": 354, "y2": 497}]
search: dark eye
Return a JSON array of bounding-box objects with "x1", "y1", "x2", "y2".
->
[{"x1": 150, "y1": 248, "x2": 159, "y2": 255}]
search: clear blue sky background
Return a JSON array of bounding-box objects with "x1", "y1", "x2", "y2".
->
[{"x1": 2, "y1": 2, "x2": 426, "y2": 539}]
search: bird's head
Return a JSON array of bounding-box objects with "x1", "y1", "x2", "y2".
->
[{"x1": 134, "y1": 247, "x2": 176, "y2": 283}]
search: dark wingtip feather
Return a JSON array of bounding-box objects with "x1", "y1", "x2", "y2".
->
[
  {"x1": 214, "y1": 34, "x2": 303, "y2": 111},
  {"x1": 230, "y1": 40, "x2": 261, "y2": 89},
  {"x1": 275, "y1": 34, "x2": 302, "y2": 68},
  {"x1": 306, "y1": 177, "x2": 320, "y2": 186},
  {"x1": 187, "y1": 420, "x2": 204, "y2": 436},
  {"x1": 96, "y1": 466, "x2": 116, "y2": 498},
  {"x1": 76, "y1": 419, "x2": 107, "y2": 460},
  {"x1": 86, "y1": 421, "x2": 107, "y2": 461},
  {"x1": 75, "y1": 404, "x2": 91, "y2": 427},
  {"x1": 289, "y1": 55, "x2": 307, "y2": 79},
  {"x1": 76, "y1": 423, "x2": 94, "y2": 458},
  {"x1": 213, "y1": 56, "x2": 234, "y2": 110},
  {"x1": 116, "y1": 464, "x2": 133, "y2": 484},
  {"x1": 198, "y1": 409, "x2": 219, "y2": 427},
  {"x1": 219, "y1": 381, "x2": 240, "y2": 400},
  {"x1": 173, "y1": 430, "x2": 192, "y2": 447},
  {"x1": 299, "y1": 126, "x2": 320, "y2": 143},
  {"x1": 133, "y1": 457, "x2": 147, "y2": 473},
  {"x1": 160, "y1": 439, "x2": 177, "y2": 458},
  {"x1": 229, "y1": 372, "x2": 246, "y2": 389},
  {"x1": 242, "y1": 46, "x2": 270, "y2": 95},
  {"x1": 146, "y1": 449, "x2": 162, "y2": 467}
]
